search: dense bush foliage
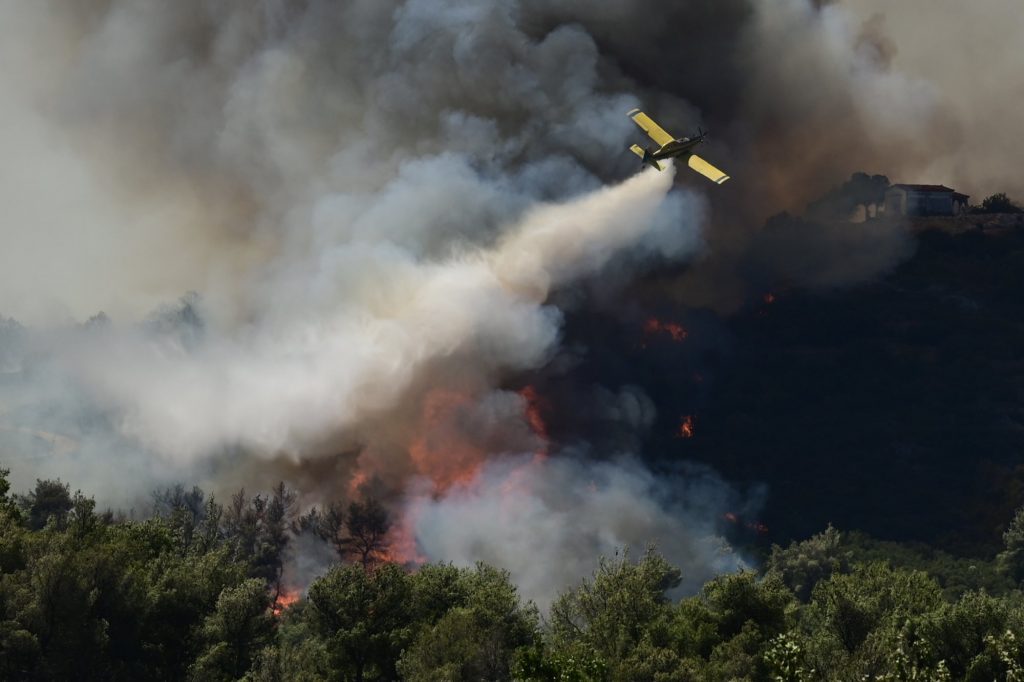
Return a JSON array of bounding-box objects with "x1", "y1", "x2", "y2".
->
[
  {"x1": 2, "y1": 468, "x2": 1024, "y2": 681},
  {"x1": 972, "y1": 193, "x2": 1023, "y2": 214}
]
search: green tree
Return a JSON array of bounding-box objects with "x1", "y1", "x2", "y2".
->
[
  {"x1": 194, "y1": 496, "x2": 226, "y2": 554},
  {"x1": 316, "y1": 501, "x2": 346, "y2": 559},
  {"x1": 799, "y1": 562, "x2": 945, "y2": 679},
  {"x1": 998, "y1": 505, "x2": 1024, "y2": 583},
  {"x1": 975, "y1": 192, "x2": 1023, "y2": 214},
  {"x1": 222, "y1": 484, "x2": 298, "y2": 589},
  {"x1": 252, "y1": 602, "x2": 331, "y2": 682},
  {"x1": 0, "y1": 469, "x2": 27, "y2": 575},
  {"x1": 514, "y1": 644, "x2": 608, "y2": 682},
  {"x1": 811, "y1": 562, "x2": 943, "y2": 653},
  {"x1": 0, "y1": 514, "x2": 40, "y2": 679},
  {"x1": 153, "y1": 484, "x2": 205, "y2": 520},
  {"x1": 306, "y1": 563, "x2": 413, "y2": 682},
  {"x1": 407, "y1": 562, "x2": 468, "y2": 624},
  {"x1": 340, "y1": 498, "x2": 392, "y2": 569},
  {"x1": 137, "y1": 537, "x2": 249, "y2": 679},
  {"x1": 224, "y1": 488, "x2": 261, "y2": 565},
  {"x1": 256, "y1": 482, "x2": 298, "y2": 594},
  {"x1": 314, "y1": 498, "x2": 393, "y2": 569},
  {"x1": 189, "y1": 579, "x2": 274, "y2": 681},
  {"x1": 17, "y1": 479, "x2": 73, "y2": 531},
  {"x1": 843, "y1": 531, "x2": 1014, "y2": 599},
  {"x1": 898, "y1": 590, "x2": 1010, "y2": 680},
  {"x1": 13, "y1": 536, "x2": 110, "y2": 677},
  {"x1": 1, "y1": 520, "x2": 164, "y2": 679},
  {"x1": 807, "y1": 172, "x2": 891, "y2": 220},
  {"x1": 0, "y1": 468, "x2": 22, "y2": 522},
  {"x1": 153, "y1": 484, "x2": 206, "y2": 551},
  {"x1": 683, "y1": 572, "x2": 797, "y2": 681},
  {"x1": 701, "y1": 571, "x2": 795, "y2": 641},
  {"x1": 765, "y1": 525, "x2": 849, "y2": 602},
  {"x1": 399, "y1": 563, "x2": 540, "y2": 681},
  {"x1": 548, "y1": 548, "x2": 682, "y2": 681}
]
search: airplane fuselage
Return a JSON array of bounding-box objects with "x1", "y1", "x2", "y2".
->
[{"x1": 649, "y1": 137, "x2": 702, "y2": 161}]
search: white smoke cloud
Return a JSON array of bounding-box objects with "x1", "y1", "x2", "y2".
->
[
  {"x1": 407, "y1": 453, "x2": 747, "y2": 609},
  {"x1": 38, "y1": 165, "x2": 687, "y2": 464}
]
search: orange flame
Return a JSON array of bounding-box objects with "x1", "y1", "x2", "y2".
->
[
  {"x1": 643, "y1": 318, "x2": 688, "y2": 343},
  {"x1": 347, "y1": 468, "x2": 370, "y2": 499},
  {"x1": 723, "y1": 512, "x2": 768, "y2": 535},
  {"x1": 389, "y1": 384, "x2": 554, "y2": 564},
  {"x1": 677, "y1": 415, "x2": 695, "y2": 439},
  {"x1": 381, "y1": 507, "x2": 428, "y2": 566},
  {"x1": 272, "y1": 589, "x2": 301, "y2": 617},
  {"x1": 493, "y1": 387, "x2": 550, "y2": 502},
  {"x1": 518, "y1": 385, "x2": 549, "y2": 459},
  {"x1": 408, "y1": 389, "x2": 487, "y2": 493}
]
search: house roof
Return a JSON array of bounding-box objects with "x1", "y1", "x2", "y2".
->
[{"x1": 890, "y1": 184, "x2": 956, "y2": 193}]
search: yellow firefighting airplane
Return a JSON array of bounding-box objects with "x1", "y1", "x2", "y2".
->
[{"x1": 627, "y1": 108, "x2": 730, "y2": 184}]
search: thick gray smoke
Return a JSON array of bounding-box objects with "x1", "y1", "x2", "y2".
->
[
  {"x1": 0, "y1": 0, "x2": 1011, "y2": 600},
  {"x1": 843, "y1": 0, "x2": 1024, "y2": 200},
  {"x1": 41, "y1": 166, "x2": 688, "y2": 462},
  {"x1": 406, "y1": 454, "x2": 749, "y2": 609}
]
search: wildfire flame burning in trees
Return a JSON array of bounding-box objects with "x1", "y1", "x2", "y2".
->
[
  {"x1": 677, "y1": 415, "x2": 695, "y2": 439},
  {"x1": 518, "y1": 385, "x2": 549, "y2": 459},
  {"x1": 643, "y1": 318, "x2": 689, "y2": 344},
  {"x1": 723, "y1": 512, "x2": 769, "y2": 535},
  {"x1": 346, "y1": 469, "x2": 369, "y2": 499},
  {"x1": 357, "y1": 384, "x2": 552, "y2": 567},
  {"x1": 407, "y1": 390, "x2": 490, "y2": 494},
  {"x1": 272, "y1": 589, "x2": 301, "y2": 617},
  {"x1": 758, "y1": 292, "x2": 777, "y2": 318},
  {"x1": 381, "y1": 512, "x2": 428, "y2": 566}
]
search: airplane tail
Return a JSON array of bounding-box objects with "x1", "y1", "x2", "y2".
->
[{"x1": 629, "y1": 144, "x2": 662, "y2": 171}]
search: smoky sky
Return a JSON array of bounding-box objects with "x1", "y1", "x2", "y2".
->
[
  {"x1": 0, "y1": 0, "x2": 1015, "y2": 603},
  {"x1": 843, "y1": 0, "x2": 1024, "y2": 200},
  {"x1": 1, "y1": 0, "x2": 1005, "y2": 319}
]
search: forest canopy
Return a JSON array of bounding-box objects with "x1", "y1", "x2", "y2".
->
[{"x1": 2, "y1": 469, "x2": 1024, "y2": 681}]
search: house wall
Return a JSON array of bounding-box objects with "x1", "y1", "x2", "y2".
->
[
  {"x1": 884, "y1": 189, "x2": 956, "y2": 216},
  {"x1": 884, "y1": 189, "x2": 906, "y2": 215},
  {"x1": 911, "y1": 192, "x2": 954, "y2": 215}
]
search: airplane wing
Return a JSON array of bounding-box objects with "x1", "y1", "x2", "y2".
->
[
  {"x1": 687, "y1": 154, "x2": 730, "y2": 185},
  {"x1": 627, "y1": 108, "x2": 674, "y2": 147}
]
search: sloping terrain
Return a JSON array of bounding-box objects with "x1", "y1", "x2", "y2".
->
[{"x1": 686, "y1": 221, "x2": 1024, "y2": 553}]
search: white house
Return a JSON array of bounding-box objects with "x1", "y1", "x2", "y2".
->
[{"x1": 884, "y1": 184, "x2": 970, "y2": 216}]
